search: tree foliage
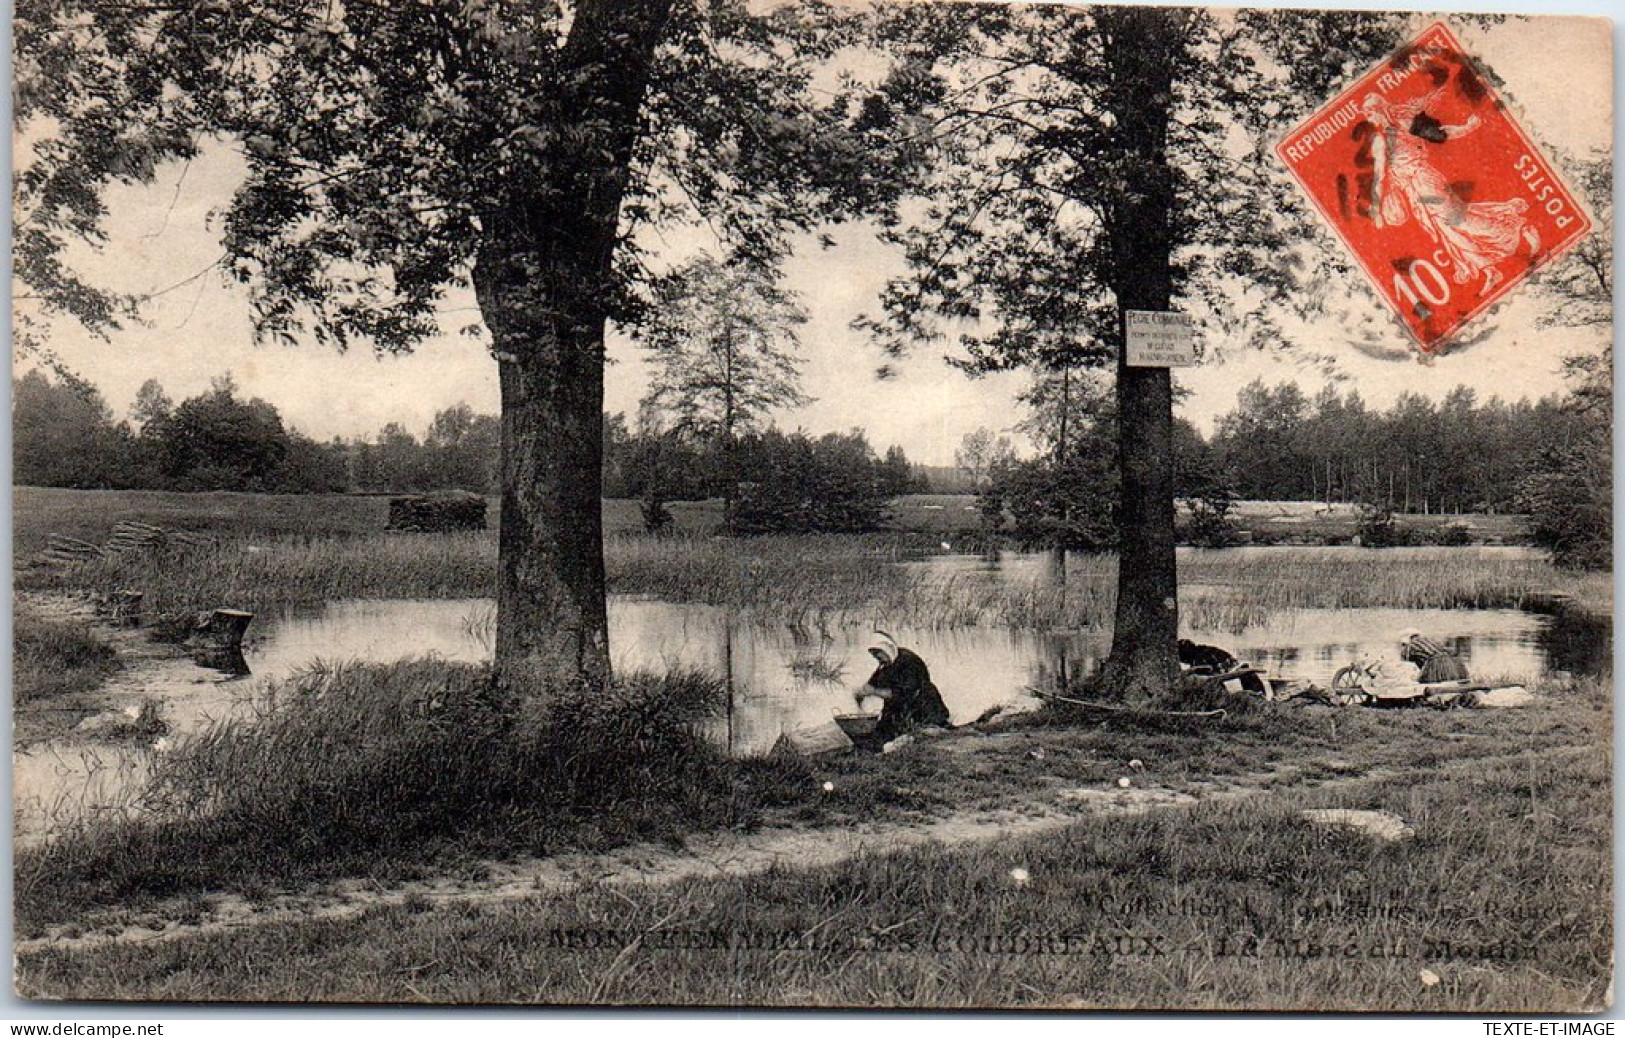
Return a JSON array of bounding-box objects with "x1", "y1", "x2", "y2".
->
[
  {"x1": 15, "y1": 0, "x2": 910, "y2": 689},
  {"x1": 142, "y1": 375, "x2": 292, "y2": 491},
  {"x1": 1206, "y1": 378, "x2": 1587, "y2": 515},
  {"x1": 954, "y1": 427, "x2": 1018, "y2": 492},
  {"x1": 15, "y1": 0, "x2": 896, "y2": 353},
  {"x1": 637, "y1": 255, "x2": 812, "y2": 440},
  {"x1": 731, "y1": 428, "x2": 893, "y2": 535},
  {"x1": 12, "y1": 370, "x2": 136, "y2": 488},
  {"x1": 856, "y1": 5, "x2": 1408, "y2": 373}
]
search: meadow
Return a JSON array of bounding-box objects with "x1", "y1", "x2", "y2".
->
[{"x1": 14, "y1": 487, "x2": 1605, "y2": 632}]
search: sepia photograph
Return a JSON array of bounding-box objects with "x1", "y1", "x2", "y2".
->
[{"x1": 9, "y1": 0, "x2": 1614, "y2": 1013}]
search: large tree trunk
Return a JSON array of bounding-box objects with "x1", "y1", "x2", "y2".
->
[
  {"x1": 1100, "y1": 8, "x2": 1181, "y2": 701},
  {"x1": 474, "y1": 0, "x2": 675, "y2": 696},
  {"x1": 479, "y1": 252, "x2": 614, "y2": 695}
]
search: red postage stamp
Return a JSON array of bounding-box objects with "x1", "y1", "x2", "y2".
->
[{"x1": 1276, "y1": 21, "x2": 1591, "y2": 353}]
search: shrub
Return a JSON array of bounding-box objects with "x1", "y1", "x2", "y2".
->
[
  {"x1": 1429, "y1": 522, "x2": 1474, "y2": 547},
  {"x1": 640, "y1": 495, "x2": 675, "y2": 534},
  {"x1": 1355, "y1": 503, "x2": 1408, "y2": 547},
  {"x1": 731, "y1": 429, "x2": 892, "y2": 534},
  {"x1": 1180, "y1": 489, "x2": 1242, "y2": 549},
  {"x1": 18, "y1": 660, "x2": 819, "y2": 925},
  {"x1": 1519, "y1": 443, "x2": 1611, "y2": 570},
  {"x1": 995, "y1": 454, "x2": 1115, "y2": 550},
  {"x1": 139, "y1": 660, "x2": 748, "y2": 857}
]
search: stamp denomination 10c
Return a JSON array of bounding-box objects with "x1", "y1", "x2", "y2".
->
[{"x1": 1276, "y1": 21, "x2": 1591, "y2": 353}]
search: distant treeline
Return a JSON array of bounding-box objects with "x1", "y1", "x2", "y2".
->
[
  {"x1": 13, "y1": 372, "x2": 496, "y2": 495},
  {"x1": 1196, "y1": 379, "x2": 1594, "y2": 514},
  {"x1": 12, "y1": 372, "x2": 928, "y2": 510}
]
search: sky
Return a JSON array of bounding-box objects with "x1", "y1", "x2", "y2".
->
[{"x1": 10, "y1": 10, "x2": 1614, "y2": 467}]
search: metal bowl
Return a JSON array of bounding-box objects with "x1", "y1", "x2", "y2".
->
[{"x1": 832, "y1": 712, "x2": 880, "y2": 739}]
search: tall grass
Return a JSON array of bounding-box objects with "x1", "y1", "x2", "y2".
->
[
  {"x1": 16, "y1": 660, "x2": 815, "y2": 930},
  {"x1": 24, "y1": 530, "x2": 1603, "y2": 634},
  {"x1": 29, "y1": 534, "x2": 498, "y2": 617},
  {"x1": 1179, "y1": 548, "x2": 1610, "y2": 613},
  {"x1": 14, "y1": 610, "x2": 120, "y2": 705}
]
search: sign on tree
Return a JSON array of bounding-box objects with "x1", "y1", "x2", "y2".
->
[{"x1": 1124, "y1": 311, "x2": 1196, "y2": 368}]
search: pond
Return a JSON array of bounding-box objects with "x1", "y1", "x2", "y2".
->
[
  {"x1": 236, "y1": 595, "x2": 1566, "y2": 758},
  {"x1": 14, "y1": 548, "x2": 1604, "y2": 844}
]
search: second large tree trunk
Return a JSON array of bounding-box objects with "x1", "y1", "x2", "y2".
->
[{"x1": 1099, "y1": 8, "x2": 1181, "y2": 701}]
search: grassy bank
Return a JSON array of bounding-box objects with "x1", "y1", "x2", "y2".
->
[
  {"x1": 15, "y1": 660, "x2": 814, "y2": 934},
  {"x1": 13, "y1": 604, "x2": 124, "y2": 744},
  {"x1": 14, "y1": 609, "x2": 120, "y2": 706},
  {"x1": 18, "y1": 647, "x2": 1610, "y2": 933},
  {"x1": 17, "y1": 698, "x2": 1610, "y2": 1008}
]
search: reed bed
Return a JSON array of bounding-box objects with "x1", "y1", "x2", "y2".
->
[
  {"x1": 26, "y1": 531, "x2": 1601, "y2": 636},
  {"x1": 31, "y1": 534, "x2": 498, "y2": 617}
]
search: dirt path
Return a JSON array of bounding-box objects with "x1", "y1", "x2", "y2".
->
[{"x1": 17, "y1": 743, "x2": 1600, "y2": 958}]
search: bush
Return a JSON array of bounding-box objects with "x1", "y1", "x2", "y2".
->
[
  {"x1": 640, "y1": 495, "x2": 675, "y2": 533},
  {"x1": 1429, "y1": 522, "x2": 1474, "y2": 547},
  {"x1": 731, "y1": 429, "x2": 892, "y2": 534},
  {"x1": 1180, "y1": 486, "x2": 1242, "y2": 549},
  {"x1": 1355, "y1": 503, "x2": 1409, "y2": 547},
  {"x1": 138, "y1": 660, "x2": 750, "y2": 857},
  {"x1": 17, "y1": 660, "x2": 820, "y2": 925},
  {"x1": 1519, "y1": 443, "x2": 1611, "y2": 570},
  {"x1": 994, "y1": 454, "x2": 1115, "y2": 550}
]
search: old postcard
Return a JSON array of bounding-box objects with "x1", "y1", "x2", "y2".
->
[{"x1": 10, "y1": 0, "x2": 1612, "y2": 1013}]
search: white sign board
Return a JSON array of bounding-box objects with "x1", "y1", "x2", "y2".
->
[{"x1": 1124, "y1": 310, "x2": 1195, "y2": 367}]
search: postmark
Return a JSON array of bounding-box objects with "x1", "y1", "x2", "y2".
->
[{"x1": 1276, "y1": 22, "x2": 1591, "y2": 353}]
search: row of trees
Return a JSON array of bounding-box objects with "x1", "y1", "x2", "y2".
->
[
  {"x1": 951, "y1": 363, "x2": 1610, "y2": 564},
  {"x1": 14, "y1": 372, "x2": 348, "y2": 493},
  {"x1": 15, "y1": 371, "x2": 504, "y2": 495},
  {"x1": 17, "y1": 0, "x2": 1596, "y2": 697},
  {"x1": 1201, "y1": 380, "x2": 1593, "y2": 515},
  {"x1": 14, "y1": 369, "x2": 927, "y2": 510}
]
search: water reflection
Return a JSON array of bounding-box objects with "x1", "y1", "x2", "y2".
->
[{"x1": 234, "y1": 596, "x2": 1563, "y2": 757}]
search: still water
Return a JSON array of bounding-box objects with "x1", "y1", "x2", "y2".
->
[
  {"x1": 14, "y1": 549, "x2": 1600, "y2": 843},
  {"x1": 241, "y1": 596, "x2": 1558, "y2": 758}
]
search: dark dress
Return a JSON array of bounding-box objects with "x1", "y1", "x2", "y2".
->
[
  {"x1": 865, "y1": 647, "x2": 951, "y2": 742},
  {"x1": 1177, "y1": 639, "x2": 1267, "y2": 695},
  {"x1": 1401, "y1": 636, "x2": 1469, "y2": 683}
]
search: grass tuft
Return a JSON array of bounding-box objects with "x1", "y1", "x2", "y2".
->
[
  {"x1": 16, "y1": 660, "x2": 816, "y2": 931},
  {"x1": 14, "y1": 609, "x2": 121, "y2": 706}
]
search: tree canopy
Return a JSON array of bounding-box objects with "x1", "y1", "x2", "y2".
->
[{"x1": 15, "y1": 0, "x2": 909, "y2": 691}]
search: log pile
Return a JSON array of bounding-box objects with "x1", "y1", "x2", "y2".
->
[
  {"x1": 41, "y1": 536, "x2": 104, "y2": 566},
  {"x1": 386, "y1": 492, "x2": 488, "y2": 532},
  {"x1": 40, "y1": 521, "x2": 214, "y2": 567}
]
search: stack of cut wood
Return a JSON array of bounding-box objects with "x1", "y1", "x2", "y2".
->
[
  {"x1": 40, "y1": 521, "x2": 215, "y2": 567},
  {"x1": 387, "y1": 492, "x2": 488, "y2": 532},
  {"x1": 105, "y1": 521, "x2": 169, "y2": 554},
  {"x1": 41, "y1": 536, "x2": 104, "y2": 565}
]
